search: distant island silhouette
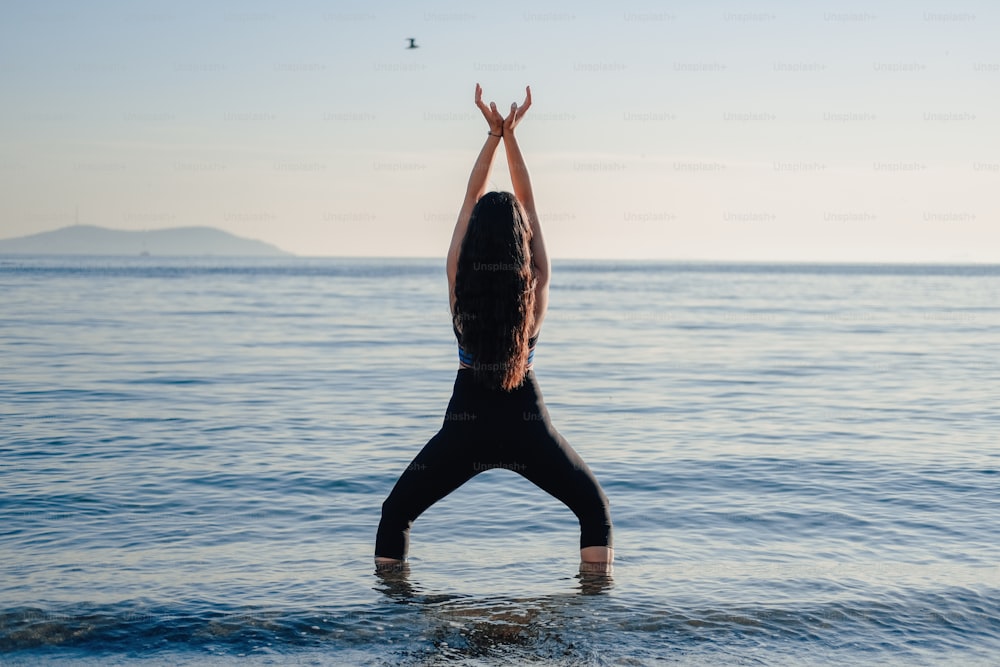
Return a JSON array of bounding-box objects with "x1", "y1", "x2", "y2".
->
[{"x1": 0, "y1": 225, "x2": 292, "y2": 257}]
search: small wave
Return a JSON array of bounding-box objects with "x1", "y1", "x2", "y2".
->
[{"x1": 3, "y1": 586, "x2": 998, "y2": 664}]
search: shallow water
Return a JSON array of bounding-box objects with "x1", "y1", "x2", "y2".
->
[{"x1": 1, "y1": 256, "x2": 999, "y2": 665}]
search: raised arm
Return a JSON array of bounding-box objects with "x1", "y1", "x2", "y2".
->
[
  {"x1": 447, "y1": 84, "x2": 504, "y2": 312},
  {"x1": 503, "y1": 86, "x2": 550, "y2": 335}
]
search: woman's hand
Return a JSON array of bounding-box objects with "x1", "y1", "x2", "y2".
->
[
  {"x1": 503, "y1": 86, "x2": 532, "y2": 135},
  {"x1": 475, "y1": 83, "x2": 504, "y2": 137}
]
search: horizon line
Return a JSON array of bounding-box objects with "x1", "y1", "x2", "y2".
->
[{"x1": 2, "y1": 252, "x2": 998, "y2": 267}]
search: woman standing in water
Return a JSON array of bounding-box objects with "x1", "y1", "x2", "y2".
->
[{"x1": 374, "y1": 84, "x2": 613, "y2": 574}]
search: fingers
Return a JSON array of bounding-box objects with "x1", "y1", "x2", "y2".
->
[
  {"x1": 477, "y1": 83, "x2": 532, "y2": 129},
  {"x1": 477, "y1": 85, "x2": 504, "y2": 124},
  {"x1": 475, "y1": 87, "x2": 493, "y2": 119},
  {"x1": 475, "y1": 84, "x2": 491, "y2": 113},
  {"x1": 504, "y1": 86, "x2": 531, "y2": 127}
]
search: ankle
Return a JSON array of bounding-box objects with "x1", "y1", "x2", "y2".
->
[{"x1": 375, "y1": 557, "x2": 406, "y2": 572}]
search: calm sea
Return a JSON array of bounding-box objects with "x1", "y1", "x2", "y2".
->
[{"x1": 1, "y1": 256, "x2": 998, "y2": 666}]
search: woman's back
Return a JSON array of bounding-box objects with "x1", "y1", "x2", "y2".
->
[{"x1": 452, "y1": 191, "x2": 537, "y2": 390}]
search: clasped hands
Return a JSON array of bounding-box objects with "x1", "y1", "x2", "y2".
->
[{"x1": 475, "y1": 83, "x2": 531, "y2": 138}]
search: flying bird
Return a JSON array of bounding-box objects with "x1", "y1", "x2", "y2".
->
[{"x1": 407, "y1": 38, "x2": 419, "y2": 49}]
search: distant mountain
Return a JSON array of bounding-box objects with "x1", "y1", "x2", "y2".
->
[{"x1": 0, "y1": 225, "x2": 292, "y2": 256}]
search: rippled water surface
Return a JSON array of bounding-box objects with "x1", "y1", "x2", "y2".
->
[{"x1": 1, "y1": 257, "x2": 999, "y2": 665}]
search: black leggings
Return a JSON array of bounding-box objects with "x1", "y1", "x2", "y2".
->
[{"x1": 375, "y1": 369, "x2": 613, "y2": 560}]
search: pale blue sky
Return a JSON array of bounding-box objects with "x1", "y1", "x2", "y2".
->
[{"x1": 1, "y1": 0, "x2": 996, "y2": 260}]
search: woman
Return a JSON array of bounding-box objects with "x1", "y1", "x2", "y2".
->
[{"x1": 374, "y1": 84, "x2": 613, "y2": 574}]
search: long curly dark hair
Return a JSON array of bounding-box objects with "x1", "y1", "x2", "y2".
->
[{"x1": 453, "y1": 191, "x2": 536, "y2": 391}]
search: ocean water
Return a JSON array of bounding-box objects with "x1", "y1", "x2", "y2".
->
[{"x1": 1, "y1": 256, "x2": 998, "y2": 666}]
